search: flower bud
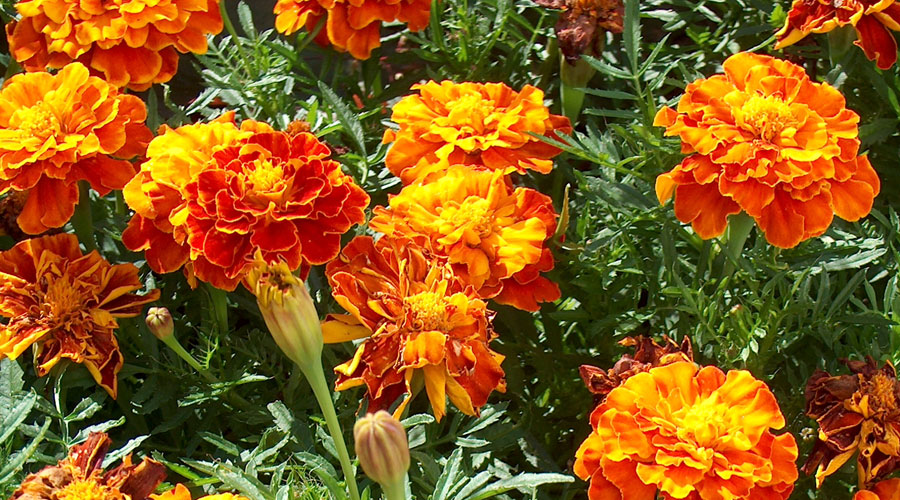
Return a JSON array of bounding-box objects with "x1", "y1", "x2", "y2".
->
[
  {"x1": 245, "y1": 257, "x2": 323, "y2": 370},
  {"x1": 354, "y1": 410, "x2": 410, "y2": 488},
  {"x1": 146, "y1": 307, "x2": 174, "y2": 340}
]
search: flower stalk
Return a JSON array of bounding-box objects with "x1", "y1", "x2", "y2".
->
[{"x1": 72, "y1": 181, "x2": 97, "y2": 251}]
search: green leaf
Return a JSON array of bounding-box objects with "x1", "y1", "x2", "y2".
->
[
  {"x1": 317, "y1": 82, "x2": 367, "y2": 157},
  {"x1": 462, "y1": 473, "x2": 575, "y2": 500},
  {"x1": 0, "y1": 391, "x2": 35, "y2": 443}
]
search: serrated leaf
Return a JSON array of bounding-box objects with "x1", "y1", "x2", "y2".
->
[{"x1": 317, "y1": 82, "x2": 367, "y2": 157}]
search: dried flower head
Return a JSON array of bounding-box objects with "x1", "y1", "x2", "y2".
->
[
  {"x1": 803, "y1": 357, "x2": 900, "y2": 488},
  {"x1": 534, "y1": 0, "x2": 624, "y2": 63}
]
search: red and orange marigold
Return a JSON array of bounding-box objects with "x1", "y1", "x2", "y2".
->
[
  {"x1": 655, "y1": 52, "x2": 880, "y2": 248},
  {"x1": 0, "y1": 234, "x2": 160, "y2": 398},
  {"x1": 7, "y1": 0, "x2": 223, "y2": 91},
  {"x1": 323, "y1": 236, "x2": 506, "y2": 422},
  {"x1": 855, "y1": 479, "x2": 900, "y2": 500},
  {"x1": 383, "y1": 80, "x2": 573, "y2": 184},
  {"x1": 574, "y1": 361, "x2": 799, "y2": 500},
  {"x1": 0, "y1": 62, "x2": 151, "y2": 235},
  {"x1": 122, "y1": 113, "x2": 369, "y2": 291},
  {"x1": 369, "y1": 166, "x2": 560, "y2": 311},
  {"x1": 775, "y1": 0, "x2": 900, "y2": 69},
  {"x1": 273, "y1": 0, "x2": 430, "y2": 60}
]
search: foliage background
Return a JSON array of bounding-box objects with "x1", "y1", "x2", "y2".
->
[{"x1": 1, "y1": 0, "x2": 900, "y2": 498}]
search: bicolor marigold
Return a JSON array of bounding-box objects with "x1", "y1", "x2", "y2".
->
[
  {"x1": 152, "y1": 484, "x2": 250, "y2": 500},
  {"x1": 383, "y1": 81, "x2": 573, "y2": 184},
  {"x1": 10, "y1": 432, "x2": 166, "y2": 500},
  {"x1": 655, "y1": 52, "x2": 880, "y2": 248},
  {"x1": 122, "y1": 113, "x2": 369, "y2": 291},
  {"x1": 803, "y1": 357, "x2": 900, "y2": 488},
  {"x1": 323, "y1": 236, "x2": 506, "y2": 422},
  {"x1": 574, "y1": 361, "x2": 799, "y2": 500},
  {"x1": 7, "y1": 0, "x2": 223, "y2": 91},
  {"x1": 274, "y1": 0, "x2": 430, "y2": 60},
  {"x1": 0, "y1": 234, "x2": 159, "y2": 398},
  {"x1": 369, "y1": 166, "x2": 560, "y2": 311},
  {"x1": 0, "y1": 62, "x2": 151, "y2": 235},
  {"x1": 776, "y1": 0, "x2": 900, "y2": 69},
  {"x1": 855, "y1": 479, "x2": 900, "y2": 500}
]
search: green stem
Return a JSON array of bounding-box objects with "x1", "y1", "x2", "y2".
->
[
  {"x1": 559, "y1": 56, "x2": 595, "y2": 123},
  {"x1": 381, "y1": 477, "x2": 408, "y2": 500},
  {"x1": 722, "y1": 212, "x2": 755, "y2": 277},
  {"x1": 72, "y1": 181, "x2": 97, "y2": 251},
  {"x1": 218, "y1": 1, "x2": 254, "y2": 78},
  {"x1": 161, "y1": 335, "x2": 214, "y2": 382},
  {"x1": 206, "y1": 285, "x2": 229, "y2": 334},
  {"x1": 303, "y1": 360, "x2": 361, "y2": 500}
]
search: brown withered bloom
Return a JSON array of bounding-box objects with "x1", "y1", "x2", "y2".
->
[
  {"x1": 534, "y1": 0, "x2": 624, "y2": 63},
  {"x1": 579, "y1": 335, "x2": 693, "y2": 404},
  {"x1": 11, "y1": 432, "x2": 166, "y2": 500},
  {"x1": 803, "y1": 357, "x2": 900, "y2": 489}
]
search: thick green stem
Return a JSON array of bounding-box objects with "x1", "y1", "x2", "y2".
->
[
  {"x1": 722, "y1": 212, "x2": 755, "y2": 277},
  {"x1": 72, "y1": 181, "x2": 97, "y2": 251},
  {"x1": 381, "y1": 477, "x2": 408, "y2": 500},
  {"x1": 206, "y1": 285, "x2": 229, "y2": 334},
  {"x1": 303, "y1": 360, "x2": 361, "y2": 500},
  {"x1": 161, "y1": 335, "x2": 214, "y2": 382},
  {"x1": 560, "y1": 56, "x2": 595, "y2": 122}
]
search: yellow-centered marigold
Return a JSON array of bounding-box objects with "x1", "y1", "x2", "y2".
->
[
  {"x1": 574, "y1": 361, "x2": 799, "y2": 500},
  {"x1": 323, "y1": 235, "x2": 506, "y2": 422},
  {"x1": 0, "y1": 62, "x2": 151, "y2": 235},
  {"x1": 7, "y1": 0, "x2": 223, "y2": 91},
  {"x1": 274, "y1": 0, "x2": 430, "y2": 60},
  {"x1": 152, "y1": 484, "x2": 250, "y2": 500},
  {"x1": 383, "y1": 81, "x2": 572, "y2": 184},
  {"x1": 10, "y1": 432, "x2": 166, "y2": 500},
  {"x1": 370, "y1": 166, "x2": 560, "y2": 311}
]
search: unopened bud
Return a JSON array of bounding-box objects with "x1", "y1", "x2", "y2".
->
[
  {"x1": 246, "y1": 257, "x2": 322, "y2": 369},
  {"x1": 354, "y1": 410, "x2": 410, "y2": 488},
  {"x1": 146, "y1": 307, "x2": 174, "y2": 340}
]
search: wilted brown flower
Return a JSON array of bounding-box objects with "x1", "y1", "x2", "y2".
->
[
  {"x1": 579, "y1": 335, "x2": 693, "y2": 404},
  {"x1": 534, "y1": 0, "x2": 624, "y2": 63},
  {"x1": 803, "y1": 357, "x2": 900, "y2": 488}
]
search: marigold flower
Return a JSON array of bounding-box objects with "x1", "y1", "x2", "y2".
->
[
  {"x1": 574, "y1": 361, "x2": 799, "y2": 500},
  {"x1": 855, "y1": 479, "x2": 900, "y2": 500},
  {"x1": 122, "y1": 114, "x2": 369, "y2": 291},
  {"x1": 775, "y1": 0, "x2": 900, "y2": 69},
  {"x1": 274, "y1": 0, "x2": 430, "y2": 60},
  {"x1": 152, "y1": 484, "x2": 250, "y2": 500},
  {"x1": 803, "y1": 357, "x2": 900, "y2": 488},
  {"x1": 0, "y1": 63, "x2": 151, "y2": 235},
  {"x1": 383, "y1": 81, "x2": 573, "y2": 184},
  {"x1": 10, "y1": 432, "x2": 166, "y2": 500},
  {"x1": 534, "y1": 0, "x2": 624, "y2": 63},
  {"x1": 369, "y1": 166, "x2": 560, "y2": 311},
  {"x1": 323, "y1": 236, "x2": 506, "y2": 422},
  {"x1": 7, "y1": 0, "x2": 223, "y2": 91},
  {"x1": 654, "y1": 52, "x2": 880, "y2": 248},
  {"x1": 0, "y1": 234, "x2": 160, "y2": 398}
]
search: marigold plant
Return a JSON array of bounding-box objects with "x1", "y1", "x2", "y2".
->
[
  {"x1": 10, "y1": 432, "x2": 166, "y2": 500},
  {"x1": 803, "y1": 357, "x2": 900, "y2": 488},
  {"x1": 7, "y1": 0, "x2": 223, "y2": 91},
  {"x1": 369, "y1": 166, "x2": 560, "y2": 311},
  {"x1": 574, "y1": 361, "x2": 799, "y2": 499},
  {"x1": 323, "y1": 236, "x2": 506, "y2": 422},
  {"x1": 654, "y1": 52, "x2": 880, "y2": 248},
  {"x1": 122, "y1": 114, "x2": 369, "y2": 291},
  {"x1": 775, "y1": 0, "x2": 900, "y2": 69},
  {"x1": 152, "y1": 484, "x2": 250, "y2": 500},
  {"x1": 855, "y1": 479, "x2": 900, "y2": 500},
  {"x1": 0, "y1": 62, "x2": 151, "y2": 235},
  {"x1": 0, "y1": 234, "x2": 159, "y2": 398},
  {"x1": 383, "y1": 80, "x2": 572, "y2": 184},
  {"x1": 274, "y1": 0, "x2": 431, "y2": 60}
]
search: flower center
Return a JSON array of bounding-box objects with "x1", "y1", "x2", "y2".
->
[
  {"x1": 14, "y1": 103, "x2": 61, "y2": 139},
  {"x1": 735, "y1": 94, "x2": 798, "y2": 142},
  {"x1": 676, "y1": 395, "x2": 729, "y2": 450},
  {"x1": 56, "y1": 479, "x2": 121, "y2": 500},
  {"x1": 404, "y1": 291, "x2": 449, "y2": 331},
  {"x1": 445, "y1": 198, "x2": 494, "y2": 238},
  {"x1": 246, "y1": 159, "x2": 286, "y2": 193},
  {"x1": 867, "y1": 372, "x2": 898, "y2": 414},
  {"x1": 40, "y1": 273, "x2": 82, "y2": 321},
  {"x1": 442, "y1": 93, "x2": 495, "y2": 134}
]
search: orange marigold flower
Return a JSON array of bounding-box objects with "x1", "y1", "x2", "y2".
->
[
  {"x1": 7, "y1": 0, "x2": 223, "y2": 91},
  {"x1": 323, "y1": 236, "x2": 506, "y2": 422},
  {"x1": 574, "y1": 361, "x2": 799, "y2": 500},
  {"x1": 123, "y1": 114, "x2": 369, "y2": 291},
  {"x1": 803, "y1": 357, "x2": 900, "y2": 488},
  {"x1": 654, "y1": 52, "x2": 880, "y2": 248},
  {"x1": 775, "y1": 0, "x2": 900, "y2": 69},
  {"x1": 855, "y1": 479, "x2": 900, "y2": 500},
  {"x1": 0, "y1": 62, "x2": 151, "y2": 235},
  {"x1": 10, "y1": 432, "x2": 166, "y2": 500},
  {"x1": 273, "y1": 0, "x2": 430, "y2": 60},
  {"x1": 0, "y1": 234, "x2": 160, "y2": 398},
  {"x1": 383, "y1": 81, "x2": 573, "y2": 184},
  {"x1": 152, "y1": 484, "x2": 250, "y2": 500},
  {"x1": 369, "y1": 166, "x2": 560, "y2": 311}
]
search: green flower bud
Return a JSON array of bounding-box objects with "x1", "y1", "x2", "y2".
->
[
  {"x1": 354, "y1": 411, "x2": 410, "y2": 489},
  {"x1": 146, "y1": 307, "x2": 174, "y2": 340}
]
